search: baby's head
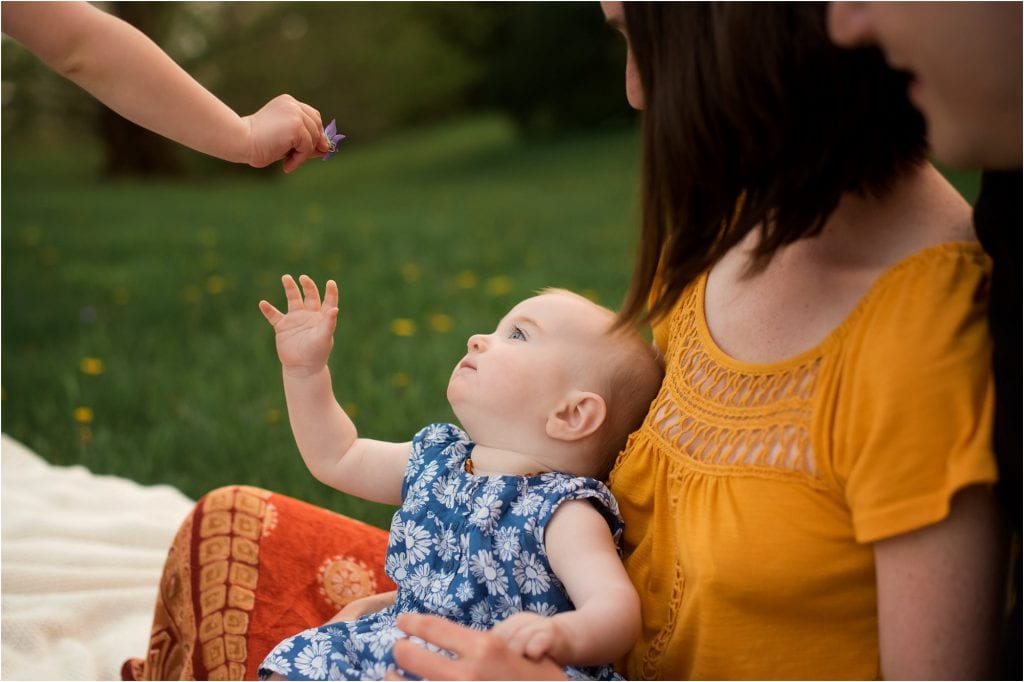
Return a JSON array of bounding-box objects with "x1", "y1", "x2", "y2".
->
[{"x1": 447, "y1": 289, "x2": 664, "y2": 479}]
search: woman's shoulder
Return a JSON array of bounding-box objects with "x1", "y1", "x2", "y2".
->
[{"x1": 838, "y1": 240, "x2": 991, "y2": 374}]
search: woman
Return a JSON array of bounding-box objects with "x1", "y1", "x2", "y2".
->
[{"x1": 127, "y1": 3, "x2": 1003, "y2": 679}]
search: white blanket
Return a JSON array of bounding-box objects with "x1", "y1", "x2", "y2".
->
[{"x1": 1, "y1": 434, "x2": 195, "y2": 681}]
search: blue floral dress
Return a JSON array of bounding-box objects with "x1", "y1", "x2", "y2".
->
[{"x1": 259, "y1": 423, "x2": 624, "y2": 681}]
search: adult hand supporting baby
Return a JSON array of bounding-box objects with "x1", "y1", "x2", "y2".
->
[{"x1": 390, "y1": 613, "x2": 567, "y2": 680}]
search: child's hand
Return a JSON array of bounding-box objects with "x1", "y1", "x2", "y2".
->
[
  {"x1": 259, "y1": 275, "x2": 340, "y2": 376},
  {"x1": 242, "y1": 94, "x2": 329, "y2": 173},
  {"x1": 491, "y1": 611, "x2": 571, "y2": 663}
]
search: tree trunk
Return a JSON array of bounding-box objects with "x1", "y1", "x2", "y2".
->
[{"x1": 99, "y1": 2, "x2": 185, "y2": 178}]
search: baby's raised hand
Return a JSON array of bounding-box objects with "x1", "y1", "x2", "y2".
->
[
  {"x1": 491, "y1": 611, "x2": 570, "y2": 663},
  {"x1": 259, "y1": 274, "x2": 340, "y2": 376}
]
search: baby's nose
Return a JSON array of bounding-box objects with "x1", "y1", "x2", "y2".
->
[{"x1": 467, "y1": 334, "x2": 487, "y2": 352}]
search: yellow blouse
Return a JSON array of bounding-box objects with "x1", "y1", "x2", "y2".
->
[{"x1": 609, "y1": 242, "x2": 996, "y2": 680}]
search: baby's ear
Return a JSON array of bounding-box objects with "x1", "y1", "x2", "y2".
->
[{"x1": 546, "y1": 391, "x2": 607, "y2": 442}]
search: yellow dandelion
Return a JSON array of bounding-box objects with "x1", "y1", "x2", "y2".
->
[
  {"x1": 391, "y1": 319, "x2": 416, "y2": 337},
  {"x1": 79, "y1": 357, "x2": 105, "y2": 376},
  {"x1": 206, "y1": 274, "x2": 228, "y2": 295},
  {"x1": 391, "y1": 372, "x2": 410, "y2": 388},
  {"x1": 429, "y1": 313, "x2": 453, "y2": 333},
  {"x1": 73, "y1": 407, "x2": 94, "y2": 424},
  {"x1": 485, "y1": 276, "x2": 513, "y2": 297},
  {"x1": 183, "y1": 285, "x2": 202, "y2": 303},
  {"x1": 454, "y1": 270, "x2": 478, "y2": 290},
  {"x1": 400, "y1": 263, "x2": 422, "y2": 283},
  {"x1": 264, "y1": 408, "x2": 282, "y2": 425}
]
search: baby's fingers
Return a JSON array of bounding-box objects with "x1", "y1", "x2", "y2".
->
[
  {"x1": 259, "y1": 300, "x2": 284, "y2": 326},
  {"x1": 282, "y1": 274, "x2": 303, "y2": 312},
  {"x1": 323, "y1": 279, "x2": 339, "y2": 312},
  {"x1": 298, "y1": 274, "x2": 322, "y2": 311}
]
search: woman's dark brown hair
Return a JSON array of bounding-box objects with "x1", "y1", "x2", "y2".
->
[{"x1": 617, "y1": 2, "x2": 927, "y2": 327}]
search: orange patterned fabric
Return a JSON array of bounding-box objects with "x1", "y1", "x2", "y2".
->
[{"x1": 122, "y1": 486, "x2": 394, "y2": 681}]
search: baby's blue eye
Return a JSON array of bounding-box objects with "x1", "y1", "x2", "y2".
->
[{"x1": 509, "y1": 326, "x2": 526, "y2": 341}]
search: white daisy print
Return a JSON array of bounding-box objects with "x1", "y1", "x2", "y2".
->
[
  {"x1": 433, "y1": 474, "x2": 461, "y2": 509},
  {"x1": 394, "y1": 520, "x2": 432, "y2": 563},
  {"x1": 404, "y1": 481, "x2": 429, "y2": 515},
  {"x1": 526, "y1": 601, "x2": 560, "y2": 617},
  {"x1": 468, "y1": 492, "x2": 503, "y2": 534},
  {"x1": 262, "y1": 652, "x2": 291, "y2": 676},
  {"x1": 455, "y1": 581, "x2": 475, "y2": 602},
  {"x1": 386, "y1": 551, "x2": 410, "y2": 584},
  {"x1": 468, "y1": 549, "x2": 508, "y2": 596},
  {"x1": 294, "y1": 639, "x2": 331, "y2": 680},
  {"x1": 493, "y1": 526, "x2": 521, "y2": 561},
  {"x1": 422, "y1": 423, "x2": 449, "y2": 446},
  {"x1": 408, "y1": 563, "x2": 435, "y2": 602},
  {"x1": 433, "y1": 521, "x2": 460, "y2": 562},
  {"x1": 510, "y1": 492, "x2": 543, "y2": 517},
  {"x1": 514, "y1": 551, "x2": 551, "y2": 595},
  {"x1": 469, "y1": 601, "x2": 491, "y2": 628}
]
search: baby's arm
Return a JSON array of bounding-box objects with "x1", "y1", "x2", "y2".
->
[
  {"x1": 1, "y1": 2, "x2": 327, "y2": 172},
  {"x1": 326, "y1": 590, "x2": 398, "y2": 624},
  {"x1": 259, "y1": 275, "x2": 409, "y2": 505},
  {"x1": 491, "y1": 500, "x2": 641, "y2": 666}
]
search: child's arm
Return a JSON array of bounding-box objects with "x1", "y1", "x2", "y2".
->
[
  {"x1": 259, "y1": 274, "x2": 409, "y2": 505},
  {"x1": 491, "y1": 500, "x2": 641, "y2": 666},
  {"x1": 2, "y1": 2, "x2": 328, "y2": 172},
  {"x1": 326, "y1": 590, "x2": 398, "y2": 624}
]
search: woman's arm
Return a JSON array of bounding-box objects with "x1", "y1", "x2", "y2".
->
[
  {"x1": 875, "y1": 484, "x2": 1006, "y2": 679},
  {"x1": 2, "y1": 1, "x2": 328, "y2": 171}
]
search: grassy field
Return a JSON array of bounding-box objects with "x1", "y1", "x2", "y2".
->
[
  {"x1": 0, "y1": 116, "x2": 981, "y2": 529},
  {"x1": 1, "y1": 116, "x2": 644, "y2": 528}
]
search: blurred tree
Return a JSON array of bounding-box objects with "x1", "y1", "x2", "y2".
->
[
  {"x1": 1, "y1": 2, "x2": 633, "y2": 177},
  {"x1": 423, "y1": 2, "x2": 634, "y2": 136},
  {"x1": 100, "y1": 3, "x2": 185, "y2": 177}
]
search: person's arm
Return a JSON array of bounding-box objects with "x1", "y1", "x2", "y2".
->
[
  {"x1": 326, "y1": 590, "x2": 398, "y2": 624},
  {"x1": 491, "y1": 500, "x2": 641, "y2": 665},
  {"x1": 874, "y1": 485, "x2": 1006, "y2": 679},
  {"x1": 259, "y1": 274, "x2": 409, "y2": 504},
  {"x1": 2, "y1": 1, "x2": 328, "y2": 172}
]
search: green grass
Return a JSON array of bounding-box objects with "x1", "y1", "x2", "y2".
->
[
  {"x1": 1, "y1": 116, "x2": 643, "y2": 528},
  {"x1": 0, "y1": 116, "x2": 980, "y2": 529}
]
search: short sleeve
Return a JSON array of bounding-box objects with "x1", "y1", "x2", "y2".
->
[
  {"x1": 535, "y1": 476, "x2": 625, "y2": 552},
  {"x1": 833, "y1": 244, "x2": 997, "y2": 543}
]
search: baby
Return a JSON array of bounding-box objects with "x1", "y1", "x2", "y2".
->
[{"x1": 257, "y1": 274, "x2": 663, "y2": 680}]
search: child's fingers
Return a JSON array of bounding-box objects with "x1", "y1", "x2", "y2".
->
[
  {"x1": 523, "y1": 631, "x2": 554, "y2": 661},
  {"x1": 259, "y1": 300, "x2": 284, "y2": 326},
  {"x1": 298, "y1": 274, "x2": 322, "y2": 311},
  {"x1": 323, "y1": 280, "x2": 339, "y2": 312},
  {"x1": 282, "y1": 274, "x2": 303, "y2": 311}
]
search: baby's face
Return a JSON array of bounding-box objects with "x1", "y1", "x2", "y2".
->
[{"x1": 447, "y1": 292, "x2": 614, "y2": 443}]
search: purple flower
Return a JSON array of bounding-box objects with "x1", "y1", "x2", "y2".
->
[{"x1": 323, "y1": 118, "x2": 345, "y2": 160}]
